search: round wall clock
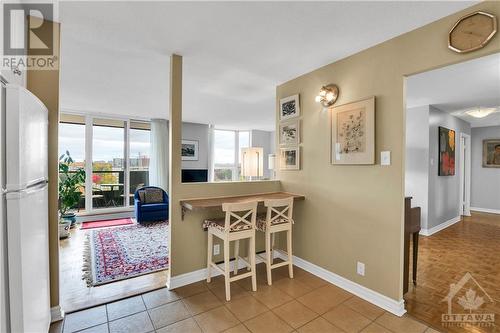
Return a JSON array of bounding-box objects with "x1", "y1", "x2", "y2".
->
[{"x1": 448, "y1": 11, "x2": 497, "y2": 53}]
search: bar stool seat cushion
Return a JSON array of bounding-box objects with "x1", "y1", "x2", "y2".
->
[
  {"x1": 203, "y1": 218, "x2": 252, "y2": 232},
  {"x1": 255, "y1": 214, "x2": 289, "y2": 231}
]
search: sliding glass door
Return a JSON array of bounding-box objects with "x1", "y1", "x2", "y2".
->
[{"x1": 59, "y1": 114, "x2": 150, "y2": 214}]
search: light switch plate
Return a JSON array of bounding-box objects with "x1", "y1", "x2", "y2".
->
[
  {"x1": 381, "y1": 151, "x2": 391, "y2": 166},
  {"x1": 357, "y1": 262, "x2": 365, "y2": 276},
  {"x1": 213, "y1": 244, "x2": 220, "y2": 256}
]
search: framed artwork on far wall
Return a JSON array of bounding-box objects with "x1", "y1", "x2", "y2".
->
[
  {"x1": 331, "y1": 96, "x2": 375, "y2": 165},
  {"x1": 280, "y1": 147, "x2": 300, "y2": 170},
  {"x1": 280, "y1": 94, "x2": 300, "y2": 121},
  {"x1": 181, "y1": 140, "x2": 199, "y2": 161},
  {"x1": 483, "y1": 139, "x2": 500, "y2": 168},
  {"x1": 279, "y1": 120, "x2": 300, "y2": 146},
  {"x1": 438, "y1": 126, "x2": 455, "y2": 176}
]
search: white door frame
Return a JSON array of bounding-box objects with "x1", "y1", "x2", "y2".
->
[{"x1": 459, "y1": 132, "x2": 471, "y2": 216}]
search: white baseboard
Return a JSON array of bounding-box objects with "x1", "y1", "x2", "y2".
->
[
  {"x1": 170, "y1": 251, "x2": 405, "y2": 317},
  {"x1": 470, "y1": 207, "x2": 500, "y2": 215},
  {"x1": 274, "y1": 250, "x2": 406, "y2": 317},
  {"x1": 76, "y1": 211, "x2": 134, "y2": 223},
  {"x1": 419, "y1": 215, "x2": 461, "y2": 236},
  {"x1": 50, "y1": 305, "x2": 64, "y2": 322}
]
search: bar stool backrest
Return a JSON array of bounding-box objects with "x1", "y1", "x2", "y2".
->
[
  {"x1": 221, "y1": 201, "x2": 258, "y2": 233},
  {"x1": 263, "y1": 197, "x2": 294, "y2": 227}
]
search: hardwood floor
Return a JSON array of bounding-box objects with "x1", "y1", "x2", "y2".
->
[
  {"x1": 59, "y1": 223, "x2": 169, "y2": 313},
  {"x1": 405, "y1": 212, "x2": 500, "y2": 333}
]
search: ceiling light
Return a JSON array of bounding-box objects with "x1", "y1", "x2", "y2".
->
[
  {"x1": 315, "y1": 84, "x2": 339, "y2": 107},
  {"x1": 465, "y1": 107, "x2": 497, "y2": 118}
]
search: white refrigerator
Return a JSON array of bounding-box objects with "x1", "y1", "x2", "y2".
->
[{"x1": 1, "y1": 83, "x2": 51, "y2": 333}]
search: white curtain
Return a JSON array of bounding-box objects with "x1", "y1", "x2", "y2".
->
[{"x1": 149, "y1": 119, "x2": 169, "y2": 193}]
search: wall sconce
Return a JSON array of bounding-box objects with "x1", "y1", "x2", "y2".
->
[{"x1": 315, "y1": 84, "x2": 339, "y2": 107}]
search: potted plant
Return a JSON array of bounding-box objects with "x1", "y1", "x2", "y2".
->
[{"x1": 58, "y1": 151, "x2": 85, "y2": 233}]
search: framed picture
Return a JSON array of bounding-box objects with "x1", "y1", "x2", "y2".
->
[
  {"x1": 279, "y1": 120, "x2": 300, "y2": 146},
  {"x1": 438, "y1": 127, "x2": 455, "y2": 176},
  {"x1": 280, "y1": 94, "x2": 300, "y2": 121},
  {"x1": 483, "y1": 139, "x2": 500, "y2": 168},
  {"x1": 331, "y1": 96, "x2": 375, "y2": 165},
  {"x1": 280, "y1": 147, "x2": 300, "y2": 170},
  {"x1": 181, "y1": 140, "x2": 199, "y2": 161}
]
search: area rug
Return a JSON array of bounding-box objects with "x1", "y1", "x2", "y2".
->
[
  {"x1": 81, "y1": 218, "x2": 134, "y2": 230},
  {"x1": 83, "y1": 221, "x2": 169, "y2": 286}
]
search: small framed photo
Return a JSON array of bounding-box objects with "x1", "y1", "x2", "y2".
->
[
  {"x1": 280, "y1": 94, "x2": 300, "y2": 121},
  {"x1": 181, "y1": 140, "x2": 199, "y2": 161},
  {"x1": 483, "y1": 139, "x2": 500, "y2": 168},
  {"x1": 280, "y1": 147, "x2": 300, "y2": 170},
  {"x1": 279, "y1": 120, "x2": 300, "y2": 146}
]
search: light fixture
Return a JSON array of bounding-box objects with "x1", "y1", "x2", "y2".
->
[
  {"x1": 465, "y1": 107, "x2": 497, "y2": 118},
  {"x1": 241, "y1": 147, "x2": 264, "y2": 180},
  {"x1": 315, "y1": 84, "x2": 339, "y2": 107}
]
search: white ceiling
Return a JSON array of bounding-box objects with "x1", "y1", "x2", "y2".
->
[
  {"x1": 407, "y1": 53, "x2": 500, "y2": 128},
  {"x1": 59, "y1": 1, "x2": 476, "y2": 131}
]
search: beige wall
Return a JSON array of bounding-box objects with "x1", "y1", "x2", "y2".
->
[
  {"x1": 276, "y1": 1, "x2": 500, "y2": 301},
  {"x1": 27, "y1": 19, "x2": 61, "y2": 307}
]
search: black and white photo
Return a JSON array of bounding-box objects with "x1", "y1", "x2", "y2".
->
[
  {"x1": 181, "y1": 140, "x2": 199, "y2": 161},
  {"x1": 280, "y1": 94, "x2": 300, "y2": 121},
  {"x1": 280, "y1": 147, "x2": 300, "y2": 170},
  {"x1": 280, "y1": 120, "x2": 300, "y2": 146}
]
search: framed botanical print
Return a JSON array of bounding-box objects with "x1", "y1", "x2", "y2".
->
[
  {"x1": 181, "y1": 140, "x2": 199, "y2": 161},
  {"x1": 438, "y1": 127, "x2": 455, "y2": 176},
  {"x1": 331, "y1": 96, "x2": 375, "y2": 165},
  {"x1": 279, "y1": 120, "x2": 300, "y2": 146},
  {"x1": 280, "y1": 94, "x2": 300, "y2": 121},
  {"x1": 280, "y1": 147, "x2": 300, "y2": 170},
  {"x1": 483, "y1": 139, "x2": 500, "y2": 168}
]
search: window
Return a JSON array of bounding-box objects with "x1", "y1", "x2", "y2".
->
[
  {"x1": 58, "y1": 114, "x2": 151, "y2": 213},
  {"x1": 213, "y1": 129, "x2": 251, "y2": 181}
]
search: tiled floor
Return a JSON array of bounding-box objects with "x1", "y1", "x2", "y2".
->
[{"x1": 52, "y1": 262, "x2": 439, "y2": 333}]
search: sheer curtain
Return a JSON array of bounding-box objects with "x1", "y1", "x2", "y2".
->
[{"x1": 149, "y1": 119, "x2": 169, "y2": 192}]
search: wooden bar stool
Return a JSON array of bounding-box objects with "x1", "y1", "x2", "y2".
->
[
  {"x1": 256, "y1": 197, "x2": 294, "y2": 285},
  {"x1": 203, "y1": 201, "x2": 258, "y2": 301}
]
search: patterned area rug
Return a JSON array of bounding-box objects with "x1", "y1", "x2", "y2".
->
[{"x1": 83, "y1": 221, "x2": 169, "y2": 286}]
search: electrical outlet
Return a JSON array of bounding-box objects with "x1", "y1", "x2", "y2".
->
[
  {"x1": 357, "y1": 262, "x2": 365, "y2": 276},
  {"x1": 213, "y1": 244, "x2": 220, "y2": 256}
]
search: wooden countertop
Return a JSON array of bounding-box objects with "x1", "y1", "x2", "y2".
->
[{"x1": 180, "y1": 191, "x2": 305, "y2": 211}]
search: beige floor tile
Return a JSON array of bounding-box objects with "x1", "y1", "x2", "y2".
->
[
  {"x1": 49, "y1": 321, "x2": 63, "y2": 333},
  {"x1": 322, "y1": 304, "x2": 372, "y2": 333},
  {"x1": 293, "y1": 270, "x2": 327, "y2": 289},
  {"x1": 273, "y1": 300, "x2": 318, "y2": 329},
  {"x1": 108, "y1": 311, "x2": 153, "y2": 333},
  {"x1": 243, "y1": 311, "x2": 293, "y2": 333},
  {"x1": 296, "y1": 317, "x2": 345, "y2": 333},
  {"x1": 148, "y1": 300, "x2": 191, "y2": 329},
  {"x1": 173, "y1": 281, "x2": 209, "y2": 298},
  {"x1": 272, "y1": 278, "x2": 313, "y2": 298},
  {"x1": 211, "y1": 282, "x2": 251, "y2": 302},
  {"x1": 297, "y1": 285, "x2": 352, "y2": 314},
  {"x1": 194, "y1": 306, "x2": 240, "y2": 333},
  {"x1": 206, "y1": 275, "x2": 226, "y2": 290},
  {"x1": 360, "y1": 322, "x2": 392, "y2": 333},
  {"x1": 156, "y1": 318, "x2": 202, "y2": 333},
  {"x1": 142, "y1": 288, "x2": 180, "y2": 309},
  {"x1": 63, "y1": 306, "x2": 108, "y2": 333},
  {"x1": 375, "y1": 313, "x2": 427, "y2": 333},
  {"x1": 77, "y1": 324, "x2": 109, "y2": 333},
  {"x1": 225, "y1": 295, "x2": 268, "y2": 321},
  {"x1": 343, "y1": 297, "x2": 385, "y2": 321},
  {"x1": 251, "y1": 284, "x2": 293, "y2": 309},
  {"x1": 106, "y1": 295, "x2": 146, "y2": 321},
  {"x1": 224, "y1": 324, "x2": 251, "y2": 333},
  {"x1": 424, "y1": 328, "x2": 442, "y2": 333},
  {"x1": 182, "y1": 290, "x2": 222, "y2": 315}
]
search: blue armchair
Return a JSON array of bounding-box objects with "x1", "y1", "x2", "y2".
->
[{"x1": 134, "y1": 186, "x2": 169, "y2": 223}]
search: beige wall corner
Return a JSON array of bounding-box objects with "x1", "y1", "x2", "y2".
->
[
  {"x1": 276, "y1": 1, "x2": 500, "y2": 302},
  {"x1": 26, "y1": 18, "x2": 61, "y2": 308}
]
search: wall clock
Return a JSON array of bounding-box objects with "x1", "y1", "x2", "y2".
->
[{"x1": 448, "y1": 11, "x2": 497, "y2": 53}]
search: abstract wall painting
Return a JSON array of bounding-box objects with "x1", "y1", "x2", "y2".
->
[{"x1": 438, "y1": 126, "x2": 455, "y2": 176}]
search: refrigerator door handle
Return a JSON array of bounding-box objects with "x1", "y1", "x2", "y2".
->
[{"x1": 3, "y1": 181, "x2": 48, "y2": 196}]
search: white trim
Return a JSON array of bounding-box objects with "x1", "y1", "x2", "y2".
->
[
  {"x1": 50, "y1": 305, "x2": 64, "y2": 323},
  {"x1": 419, "y1": 216, "x2": 461, "y2": 236},
  {"x1": 275, "y1": 250, "x2": 406, "y2": 317},
  {"x1": 470, "y1": 207, "x2": 500, "y2": 215},
  {"x1": 170, "y1": 251, "x2": 406, "y2": 317},
  {"x1": 459, "y1": 133, "x2": 471, "y2": 217},
  {"x1": 76, "y1": 211, "x2": 134, "y2": 223}
]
